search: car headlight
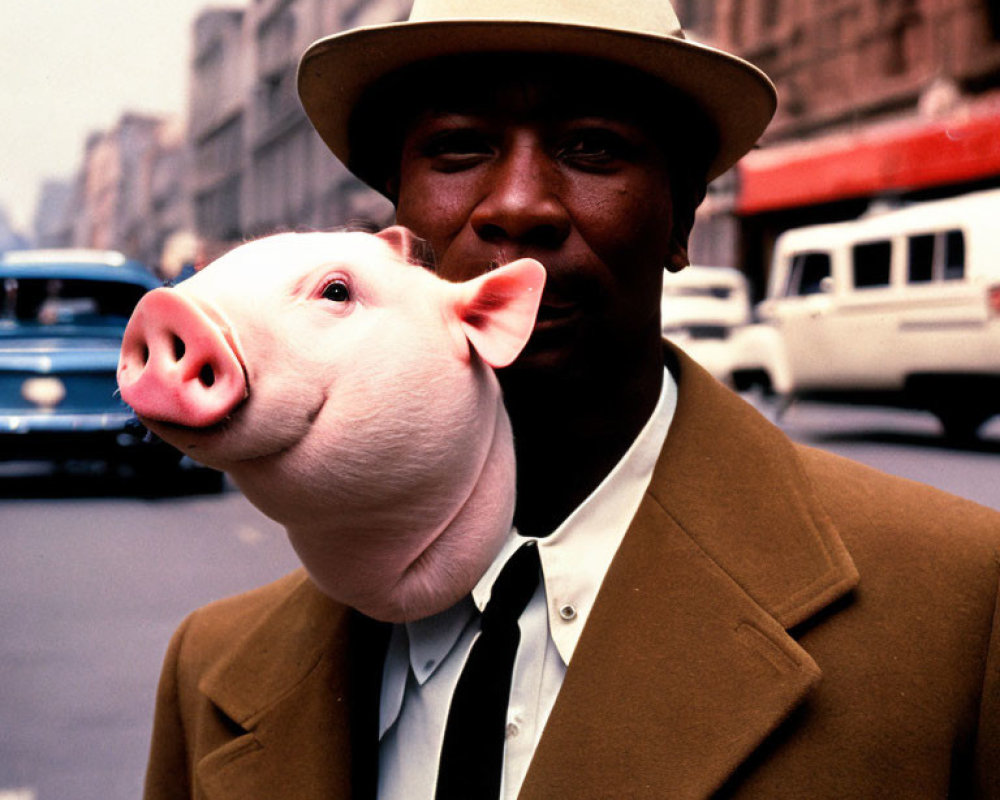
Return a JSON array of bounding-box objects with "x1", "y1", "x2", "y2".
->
[{"x1": 21, "y1": 377, "x2": 66, "y2": 409}]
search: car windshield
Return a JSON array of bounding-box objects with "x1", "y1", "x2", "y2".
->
[{"x1": 0, "y1": 277, "x2": 147, "y2": 331}]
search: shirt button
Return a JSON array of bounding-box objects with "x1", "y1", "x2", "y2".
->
[
  {"x1": 558, "y1": 603, "x2": 577, "y2": 621},
  {"x1": 505, "y1": 722, "x2": 520, "y2": 738}
]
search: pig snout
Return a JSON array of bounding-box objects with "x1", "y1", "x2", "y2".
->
[{"x1": 117, "y1": 288, "x2": 247, "y2": 428}]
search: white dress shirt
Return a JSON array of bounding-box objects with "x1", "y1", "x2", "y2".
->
[{"x1": 378, "y1": 367, "x2": 677, "y2": 800}]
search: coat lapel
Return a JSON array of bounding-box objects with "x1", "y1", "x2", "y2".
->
[
  {"x1": 189, "y1": 348, "x2": 860, "y2": 800},
  {"x1": 194, "y1": 574, "x2": 389, "y2": 800},
  {"x1": 520, "y1": 348, "x2": 859, "y2": 798}
]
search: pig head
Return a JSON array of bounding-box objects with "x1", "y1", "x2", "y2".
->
[{"x1": 117, "y1": 228, "x2": 545, "y2": 622}]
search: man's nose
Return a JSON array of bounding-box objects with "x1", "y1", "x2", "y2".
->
[{"x1": 470, "y1": 142, "x2": 571, "y2": 249}]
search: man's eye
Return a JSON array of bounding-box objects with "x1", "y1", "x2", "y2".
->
[
  {"x1": 322, "y1": 280, "x2": 350, "y2": 302},
  {"x1": 422, "y1": 130, "x2": 492, "y2": 169},
  {"x1": 560, "y1": 131, "x2": 633, "y2": 166}
]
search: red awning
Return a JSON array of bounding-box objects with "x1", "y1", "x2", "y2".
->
[{"x1": 737, "y1": 97, "x2": 1000, "y2": 215}]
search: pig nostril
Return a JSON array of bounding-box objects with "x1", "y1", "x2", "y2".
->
[
  {"x1": 199, "y1": 363, "x2": 216, "y2": 388},
  {"x1": 173, "y1": 335, "x2": 186, "y2": 362},
  {"x1": 141, "y1": 344, "x2": 149, "y2": 366}
]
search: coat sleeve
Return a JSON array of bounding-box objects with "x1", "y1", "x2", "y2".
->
[
  {"x1": 143, "y1": 616, "x2": 194, "y2": 800},
  {"x1": 975, "y1": 560, "x2": 1000, "y2": 799}
]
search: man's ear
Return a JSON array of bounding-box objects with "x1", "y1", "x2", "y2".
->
[
  {"x1": 666, "y1": 239, "x2": 691, "y2": 273},
  {"x1": 449, "y1": 259, "x2": 546, "y2": 368},
  {"x1": 666, "y1": 167, "x2": 705, "y2": 273},
  {"x1": 665, "y1": 208, "x2": 694, "y2": 272}
]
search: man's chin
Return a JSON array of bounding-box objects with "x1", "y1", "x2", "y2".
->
[{"x1": 500, "y1": 343, "x2": 591, "y2": 388}]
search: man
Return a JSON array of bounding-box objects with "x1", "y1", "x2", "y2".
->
[{"x1": 144, "y1": 1, "x2": 1000, "y2": 797}]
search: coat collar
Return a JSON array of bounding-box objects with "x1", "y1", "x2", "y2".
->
[
  {"x1": 519, "y1": 346, "x2": 859, "y2": 798},
  {"x1": 195, "y1": 572, "x2": 389, "y2": 800},
  {"x1": 651, "y1": 345, "x2": 859, "y2": 631}
]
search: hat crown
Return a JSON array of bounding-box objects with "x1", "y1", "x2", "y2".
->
[
  {"x1": 298, "y1": 0, "x2": 776, "y2": 186},
  {"x1": 408, "y1": 0, "x2": 683, "y2": 38}
]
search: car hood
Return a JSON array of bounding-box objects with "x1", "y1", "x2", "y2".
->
[{"x1": 0, "y1": 335, "x2": 123, "y2": 373}]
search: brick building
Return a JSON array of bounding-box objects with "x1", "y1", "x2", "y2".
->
[{"x1": 683, "y1": 0, "x2": 1000, "y2": 295}]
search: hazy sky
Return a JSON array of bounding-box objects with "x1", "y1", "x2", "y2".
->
[{"x1": 0, "y1": 1, "x2": 217, "y2": 234}]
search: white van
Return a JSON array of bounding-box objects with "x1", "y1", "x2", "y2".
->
[
  {"x1": 661, "y1": 265, "x2": 751, "y2": 382},
  {"x1": 752, "y1": 188, "x2": 1000, "y2": 439}
]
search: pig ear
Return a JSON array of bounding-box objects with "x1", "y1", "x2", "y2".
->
[{"x1": 451, "y1": 259, "x2": 546, "y2": 368}]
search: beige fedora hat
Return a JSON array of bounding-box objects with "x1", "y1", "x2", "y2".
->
[{"x1": 297, "y1": 0, "x2": 777, "y2": 185}]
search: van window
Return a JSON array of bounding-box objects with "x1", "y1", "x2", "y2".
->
[
  {"x1": 785, "y1": 252, "x2": 831, "y2": 297},
  {"x1": 905, "y1": 229, "x2": 966, "y2": 284},
  {"x1": 907, "y1": 234, "x2": 934, "y2": 283},
  {"x1": 853, "y1": 240, "x2": 891, "y2": 288},
  {"x1": 944, "y1": 230, "x2": 965, "y2": 280}
]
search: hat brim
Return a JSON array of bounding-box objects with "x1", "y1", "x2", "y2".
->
[{"x1": 297, "y1": 19, "x2": 777, "y2": 186}]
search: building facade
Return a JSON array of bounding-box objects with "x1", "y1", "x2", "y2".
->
[
  {"x1": 32, "y1": 180, "x2": 76, "y2": 249},
  {"x1": 187, "y1": 0, "x2": 407, "y2": 258},
  {"x1": 69, "y1": 114, "x2": 163, "y2": 257},
  {"x1": 189, "y1": 8, "x2": 250, "y2": 257},
  {"x1": 50, "y1": 113, "x2": 189, "y2": 274},
  {"x1": 694, "y1": 0, "x2": 1000, "y2": 295},
  {"x1": 34, "y1": 0, "x2": 1000, "y2": 289},
  {"x1": 141, "y1": 117, "x2": 195, "y2": 272}
]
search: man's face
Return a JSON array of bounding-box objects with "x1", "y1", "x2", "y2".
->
[{"x1": 392, "y1": 58, "x2": 679, "y2": 376}]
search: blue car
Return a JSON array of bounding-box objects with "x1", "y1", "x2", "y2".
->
[{"x1": 0, "y1": 248, "x2": 221, "y2": 489}]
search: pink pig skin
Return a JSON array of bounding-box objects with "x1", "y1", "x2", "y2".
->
[{"x1": 117, "y1": 228, "x2": 545, "y2": 622}]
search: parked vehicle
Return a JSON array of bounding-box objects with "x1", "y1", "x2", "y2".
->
[
  {"x1": 661, "y1": 265, "x2": 752, "y2": 382},
  {"x1": 747, "y1": 189, "x2": 1000, "y2": 440},
  {"x1": 0, "y1": 248, "x2": 222, "y2": 486}
]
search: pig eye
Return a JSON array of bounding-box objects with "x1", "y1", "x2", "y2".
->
[{"x1": 321, "y1": 280, "x2": 350, "y2": 303}]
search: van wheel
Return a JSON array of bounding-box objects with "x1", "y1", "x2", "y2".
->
[{"x1": 934, "y1": 409, "x2": 990, "y2": 444}]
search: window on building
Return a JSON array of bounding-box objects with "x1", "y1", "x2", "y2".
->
[
  {"x1": 677, "y1": 0, "x2": 717, "y2": 32},
  {"x1": 853, "y1": 241, "x2": 892, "y2": 288},
  {"x1": 258, "y1": 7, "x2": 296, "y2": 74},
  {"x1": 786, "y1": 252, "x2": 832, "y2": 297},
  {"x1": 761, "y1": 0, "x2": 780, "y2": 29},
  {"x1": 885, "y1": 23, "x2": 907, "y2": 75},
  {"x1": 730, "y1": 0, "x2": 745, "y2": 45}
]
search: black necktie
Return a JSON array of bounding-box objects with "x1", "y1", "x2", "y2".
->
[{"x1": 435, "y1": 541, "x2": 541, "y2": 800}]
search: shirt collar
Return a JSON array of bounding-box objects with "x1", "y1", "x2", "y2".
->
[
  {"x1": 522, "y1": 366, "x2": 676, "y2": 664},
  {"x1": 379, "y1": 366, "x2": 676, "y2": 736},
  {"x1": 380, "y1": 595, "x2": 477, "y2": 738}
]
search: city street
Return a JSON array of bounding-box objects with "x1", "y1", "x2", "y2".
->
[
  {"x1": 1, "y1": 399, "x2": 999, "y2": 800},
  {"x1": 0, "y1": 472, "x2": 301, "y2": 800}
]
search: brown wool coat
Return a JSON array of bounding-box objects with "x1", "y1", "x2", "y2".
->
[{"x1": 143, "y1": 347, "x2": 1000, "y2": 799}]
